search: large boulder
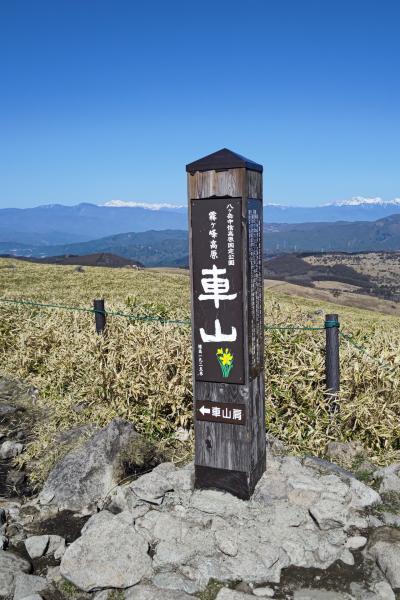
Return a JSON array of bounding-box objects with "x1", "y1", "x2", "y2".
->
[
  {"x1": 60, "y1": 515, "x2": 152, "y2": 591},
  {"x1": 38, "y1": 418, "x2": 156, "y2": 512}
]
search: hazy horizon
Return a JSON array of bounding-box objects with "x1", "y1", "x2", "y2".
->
[{"x1": 1, "y1": 196, "x2": 400, "y2": 211}]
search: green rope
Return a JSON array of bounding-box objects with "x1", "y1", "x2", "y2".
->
[
  {"x1": 106, "y1": 309, "x2": 191, "y2": 326},
  {"x1": 0, "y1": 298, "x2": 190, "y2": 326},
  {"x1": 324, "y1": 319, "x2": 340, "y2": 328},
  {"x1": 0, "y1": 297, "x2": 397, "y2": 372},
  {"x1": 0, "y1": 297, "x2": 329, "y2": 331},
  {"x1": 265, "y1": 325, "x2": 325, "y2": 331},
  {"x1": 0, "y1": 298, "x2": 94, "y2": 314}
]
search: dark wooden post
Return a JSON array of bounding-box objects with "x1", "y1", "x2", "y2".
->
[
  {"x1": 325, "y1": 313, "x2": 340, "y2": 409},
  {"x1": 93, "y1": 299, "x2": 106, "y2": 334},
  {"x1": 187, "y1": 148, "x2": 265, "y2": 500}
]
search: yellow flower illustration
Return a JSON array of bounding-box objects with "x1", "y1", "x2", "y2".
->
[
  {"x1": 216, "y1": 348, "x2": 234, "y2": 377},
  {"x1": 221, "y1": 352, "x2": 233, "y2": 366}
]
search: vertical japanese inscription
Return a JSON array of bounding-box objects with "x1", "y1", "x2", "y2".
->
[
  {"x1": 191, "y1": 197, "x2": 244, "y2": 384},
  {"x1": 247, "y1": 199, "x2": 264, "y2": 378}
]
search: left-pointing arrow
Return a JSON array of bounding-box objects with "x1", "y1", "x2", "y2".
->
[{"x1": 199, "y1": 405, "x2": 211, "y2": 416}]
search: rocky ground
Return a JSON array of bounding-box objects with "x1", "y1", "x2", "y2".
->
[{"x1": 1, "y1": 376, "x2": 400, "y2": 600}]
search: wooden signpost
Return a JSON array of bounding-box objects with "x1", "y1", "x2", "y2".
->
[{"x1": 187, "y1": 148, "x2": 265, "y2": 500}]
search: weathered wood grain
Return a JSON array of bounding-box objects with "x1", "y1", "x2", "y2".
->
[
  {"x1": 188, "y1": 169, "x2": 242, "y2": 199},
  {"x1": 247, "y1": 170, "x2": 263, "y2": 199}
]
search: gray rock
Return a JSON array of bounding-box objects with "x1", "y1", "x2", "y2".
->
[
  {"x1": 105, "y1": 484, "x2": 147, "y2": 513},
  {"x1": 93, "y1": 591, "x2": 113, "y2": 600},
  {"x1": 13, "y1": 574, "x2": 47, "y2": 600},
  {"x1": 266, "y1": 433, "x2": 286, "y2": 455},
  {"x1": 326, "y1": 441, "x2": 365, "y2": 466},
  {"x1": 371, "y1": 581, "x2": 396, "y2": 600},
  {"x1": 45, "y1": 567, "x2": 62, "y2": 584},
  {"x1": 60, "y1": 514, "x2": 152, "y2": 591},
  {"x1": 46, "y1": 535, "x2": 65, "y2": 557},
  {"x1": 55, "y1": 424, "x2": 99, "y2": 447},
  {"x1": 381, "y1": 512, "x2": 400, "y2": 527},
  {"x1": 345, "y1": 536, "x2": 367, "y2": 550},
  {"x1": 0, "y1": 441, "x2": 24, "y2": 459},
  {"x1": 0, "y1": 550, "x2": 31, "y2": 598},
  {"x1": 151, "y1": 572, "x2": 199, "y2": 595},
  {"x1": 368, "y1": 539, "x2": 400, "y2": 589},
  {"x1": 130, "y1": 463, "x2": 175, "y2": 504},
  {"x1": 293, "y1": 590, "x2": 354, "y2": 599},
  {"x1": 234, "y1": 583, "x2": 253, "y2": 594},
  {"x1": 19, "y1": 595, "x2": 44, "y2": 600},
  {"x1": 303, "y1": 456, "x2": 355, "y2": 480},
  {"x1": 24, "y1": 536, "x2": 49, "y2": 559},
  {"x1": 190, "y1": 489, "x2": 246, "y2": 516},
  {"x1": 39, "y1": 418, "x2": 155, "y2": 512},
  {"x1": 53, "y1": 539, "x2": 66, "y2": 560},
  {"x1": 355, "y1": 461, "x2": 376, "y2": 476},
  {"x1": 125, "y1": 584, "x2": 194, "y2": 599},
  {"x1": 253, "y1": 587, "x2": 275, "y2": 597},
  {"x1": 374, "y1": 464, "x2": 400, "y2": 494},
  {"x1": 80, "y1": 510, "x2": 114, "y2": 534},
  {"x1": 216, "y1": 589, "x2": 252, "y2": 599},
  {"x1": 348, "y1": 478, "x2": 381, "y2": 509},
  {"x1": 309, "y1": 499, "x2": 347, "y2": 529},
  {"x1": 0, "y1": 404, "x2": 23, "y2": 416},
  {"x1": 368, "y1": 515, "x2": 384, "y2": 528},
  {"x1": 215, "y1": 527, "x2": 238, "y2": 557},
  {"x1": 367, "y1": 528, "x2": 400, "y2": 590}
]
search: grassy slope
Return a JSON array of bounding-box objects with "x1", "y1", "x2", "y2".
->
[
  {"x1": 265, "y1": 278, "x2": 400, "y2": 317},
  {"x1": 0, "y1": 258, "x2": 399, "y2": 482}
]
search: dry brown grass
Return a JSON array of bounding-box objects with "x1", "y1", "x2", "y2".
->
[
  {"x1": 1, "y1": 258, "x2": 399, "y2": 483},
  {"x1": 304, "y1": 252, "x2": 400, "y2": 293}
]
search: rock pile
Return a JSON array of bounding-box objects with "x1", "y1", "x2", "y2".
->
[
  {"x1": 2, "y1": 448, "x2": 400, "y2": 599},
  {"x1": 2, "y1": 375, "x2": 400, "y2": 600}
]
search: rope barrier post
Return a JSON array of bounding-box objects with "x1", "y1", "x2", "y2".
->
[
  {"x1": 325, "y1": 313, "x2": 340, "y2": 412},
  {"x1": 93, "y1": 299, "x2": 106, "y2": 334}
]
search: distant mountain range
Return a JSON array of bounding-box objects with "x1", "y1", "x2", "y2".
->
[
  {"x1": 1, "y1": 198, "x2": 400, "y2": 247},
  {"x1": 265, "y1": 214, "x2": 400, "y2": 253},
  {"x1": 0, "y1": 230, "x2": 189, "y2": 268},
  {"x1": 2, "y1": 214, "x2": 400, "y2": 267}
]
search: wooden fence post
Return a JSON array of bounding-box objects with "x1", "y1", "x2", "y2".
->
[
  {"x1": 93, "y1": 299, "x2": 106, "y2": 334},
  {"x1": 187, "y1": 148, "x2": 265, "y2": 500},
  {"x1": 325, "y1": 313, "x2": 340, "y2": 410}
]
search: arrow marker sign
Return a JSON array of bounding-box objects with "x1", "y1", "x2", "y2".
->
[{"x1": 196, "y1": 400, "x2": 246, "y2": 425}]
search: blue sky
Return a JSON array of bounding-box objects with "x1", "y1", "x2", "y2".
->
[{"x1": 1, "y1": 0, "x2": 399, "y2": 208}]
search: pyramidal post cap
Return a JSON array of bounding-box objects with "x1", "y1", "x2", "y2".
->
[{"x1": 186, "y1": 148, "x2": 263, "y2": 174}]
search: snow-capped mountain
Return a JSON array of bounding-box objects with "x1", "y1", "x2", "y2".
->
[
  {"x1": 264, "y1": 197, "x2": 400, "y2": 223},
  {"x1": 324, "y1": 196, "x2": 400, "y2": 207},
  {"x1": 1, "y1": 198, "x2": 400, "y2": 247},
  {"x1": 103, "y1": 200, "x2": 186, "y2": 211}
]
